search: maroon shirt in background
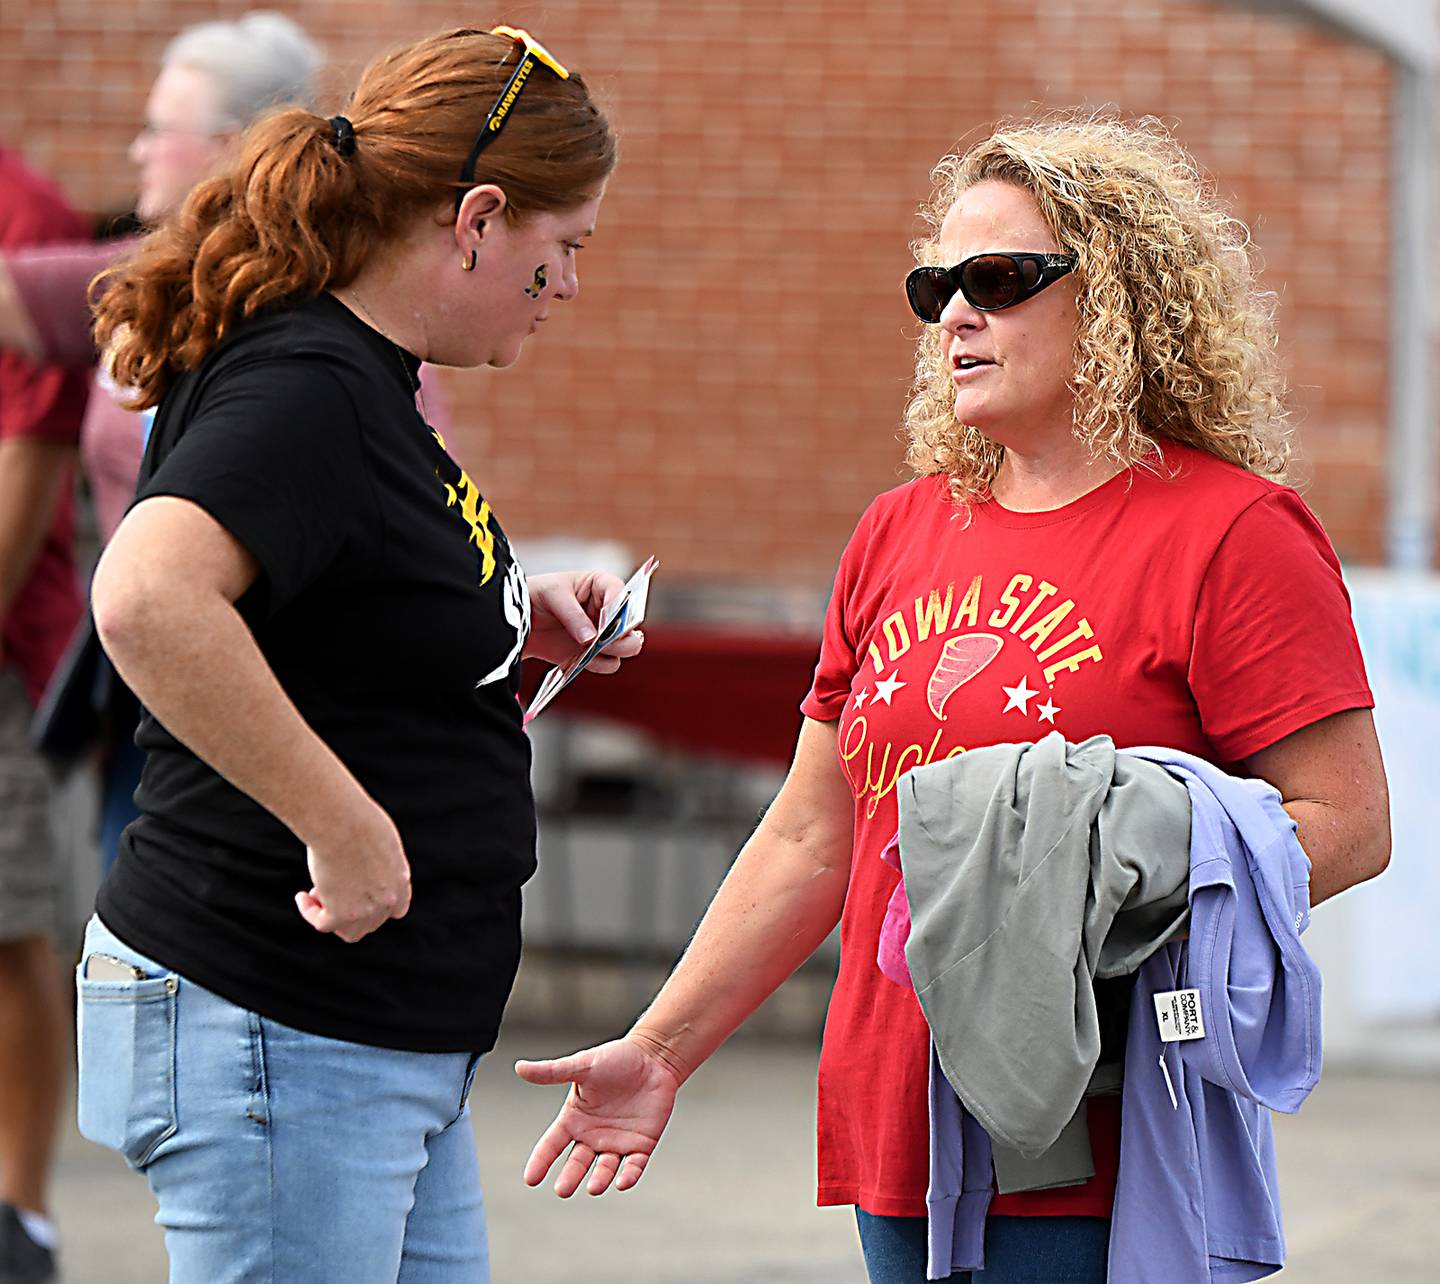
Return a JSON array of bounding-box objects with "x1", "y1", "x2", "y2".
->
[{"x1": 0, "y1": 148, "x2": 89, "y2": 705}]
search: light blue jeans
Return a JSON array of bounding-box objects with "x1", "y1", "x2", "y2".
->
[{"x1": 75, "y1": 916, "x2": 488, "y2": 1283}]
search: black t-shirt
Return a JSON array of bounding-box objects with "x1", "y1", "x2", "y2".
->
[{"x1": 98, "y1": 293, "x2": 536, "y2": 1052}]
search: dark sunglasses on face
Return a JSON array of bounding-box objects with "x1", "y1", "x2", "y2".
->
[{"x1": 905, "y1": 252, "x2": 1077, "y2": 323}]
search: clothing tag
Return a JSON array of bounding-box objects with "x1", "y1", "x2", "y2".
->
[{"x1": 1154, "y1": 988, "x2": 1206, "y2": 1042}]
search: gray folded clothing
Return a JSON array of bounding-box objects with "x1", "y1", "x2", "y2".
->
[{"x1": 899, "y1": 732, "x2": 1191, "y2": 1160}]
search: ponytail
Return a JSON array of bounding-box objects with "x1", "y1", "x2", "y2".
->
[
  {"x1": 96, "y1": 28, "x2": 615, "y2": 408},
  {"x1": 98, "y1": 110, "x2": 374, "y2": 406}
]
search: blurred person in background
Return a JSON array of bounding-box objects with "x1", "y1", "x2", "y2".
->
[
  {"x1": 0, "y1": 148, "x2": 90, "y2": 1284},
  {"x1": 79, "y1": 24, "x2": 630, "y2": 1283},
  {"x1": 516, "y1": 116, "x2": 1391, "y2": 1283},
  {"x1": 0, "y1": 11, "x2": 322, "y2": 871}
]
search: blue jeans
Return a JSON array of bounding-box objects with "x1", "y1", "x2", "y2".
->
[
  {"x1": 75, "y1": 916, "x2": 487, "y2": 1283},
  {"x1": 855, "y1": 1210, "x2": 1109, "y2": 1283}
]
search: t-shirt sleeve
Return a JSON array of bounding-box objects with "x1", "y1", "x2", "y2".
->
[
  {"x1": 1188, "y1": 488, "x2": 1373, "y2": 761},
  {"x1": 4, "y1": 239, "x2": 130, "y2": 367},
  {"x1": 137, "y1": 359, "x2": 379, "y2": 616},
  {"x1": 801, "y1": 502, "x2": 878, "y2": 722},
  {"x1": 0, "y1": 350, "x2": 88, "y2": 446}
]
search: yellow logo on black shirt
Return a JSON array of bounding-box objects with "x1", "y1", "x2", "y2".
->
[{"x1": 431, "y1": 428, "x2": 497, "y2": 586}]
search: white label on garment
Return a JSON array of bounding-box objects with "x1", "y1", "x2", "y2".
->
[{"x1": 1154, "y1": 988, "x2": 1206, "y2": 1042}]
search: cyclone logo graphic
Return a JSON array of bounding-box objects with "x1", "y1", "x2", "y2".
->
[{"x1": 926, "y1": 632, "x2": 1004, "y2": 720}]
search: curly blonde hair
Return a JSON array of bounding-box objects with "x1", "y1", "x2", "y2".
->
[{"x1": 904, "y1": 113, "x2": 1291, "y2": 503}]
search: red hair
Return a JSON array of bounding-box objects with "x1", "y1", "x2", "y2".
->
[{"x1": 96, "y1": 28, "x2": 615, "y2": 408}]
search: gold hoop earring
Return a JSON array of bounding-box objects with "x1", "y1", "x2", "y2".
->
[{"x1": 460, "y1": 250, "x2": 477, "y2": 272}]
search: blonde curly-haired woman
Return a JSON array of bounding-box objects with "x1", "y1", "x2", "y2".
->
[{"x1": 518, "y1": 116, "x2": 1390, "y2": 1283}]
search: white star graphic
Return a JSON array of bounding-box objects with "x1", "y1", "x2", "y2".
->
[
  {"x1": 1002, "y1": 676, "x2": 1037, "y2": 715},
  {"x1": 853, "y1": 688, "x2": 870, "y2": 710},
  {"x1": 873, "y1": 671, "x2": 907, "y2": 706},
  {"x1": 1036, "y1": 699, "x2": 1061, "y2": 725}
]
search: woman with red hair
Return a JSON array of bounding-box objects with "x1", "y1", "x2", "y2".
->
[{"x1": 76, "y1": 26, "x2": 630, "y2": 1282}]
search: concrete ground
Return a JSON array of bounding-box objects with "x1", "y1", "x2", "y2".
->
[{"x1": 47, "y1": 1020, "x2": 1440, "y2": 1283}]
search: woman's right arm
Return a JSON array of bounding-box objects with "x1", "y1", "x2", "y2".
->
[
  {"x1": 516, "y1": 715, "x2": 854, "y2": 1196},
  {"x1": 92, "y1": 494, "x2": 412, "y2": 941}
]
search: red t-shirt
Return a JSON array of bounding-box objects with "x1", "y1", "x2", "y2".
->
[
  {"x1": 801, "y1": 443, "x2": 1372, "y2": 1219},
  {"x1": 0, "y1": 149, "x2": 89, "y2": 705}
]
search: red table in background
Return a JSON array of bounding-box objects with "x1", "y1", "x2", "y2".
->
[{"x1": 522, "y1": 624, "x2": 823, "y2": 767}]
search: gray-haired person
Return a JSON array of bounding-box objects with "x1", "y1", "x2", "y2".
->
[
  {"x1": 1, "y1": 11, "x2": 322, "y2": 366},
  {"x1": 130, "y1": 10, "x2": 322, "y2": 225}
]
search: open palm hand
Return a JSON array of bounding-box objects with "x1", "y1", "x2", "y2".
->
[{"x1": 515, "y1": 1036, "x2": 682, "y2": 1197}]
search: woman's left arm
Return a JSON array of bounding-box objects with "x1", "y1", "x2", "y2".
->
[{"x1": 1244, "y1": 707, "x2": 1390, "y2": 906}]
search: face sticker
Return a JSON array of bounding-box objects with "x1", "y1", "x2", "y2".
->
[{"x1": 523, "y1": 263, "x2": 547, "y2": 299}]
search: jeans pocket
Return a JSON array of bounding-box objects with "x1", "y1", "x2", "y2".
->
[{"x1": 76, "y1": 960, "x2": 179, "y2": 1167}]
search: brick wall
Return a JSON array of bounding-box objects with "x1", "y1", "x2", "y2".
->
[{"x1": 2, "y1": 0, "x2": 1402, "y2": 581}]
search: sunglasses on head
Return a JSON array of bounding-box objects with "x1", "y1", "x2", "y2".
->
[
  {"x1": 454, "y1": 26, "x2": 571, "y2": 215},
  {"x1": 905, "y1": 252, "x2": 1076, "y2": 322}
]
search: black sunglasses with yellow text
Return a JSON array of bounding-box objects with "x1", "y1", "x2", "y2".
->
[
  {"x1": 454, "y1": 26, "x2": 571, "y2": 215},
  {"x1": 905, "y1": 252, "x2": 1076, "y2": 322}
]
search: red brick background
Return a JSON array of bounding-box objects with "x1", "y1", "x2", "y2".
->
[{"x1": 2, "y1": 1, "x2": 1404, "y2": 581}]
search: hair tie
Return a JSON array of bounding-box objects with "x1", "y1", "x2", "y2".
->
[{"x1": 328, "y1": 115, "x2": 356, "y2": 157}]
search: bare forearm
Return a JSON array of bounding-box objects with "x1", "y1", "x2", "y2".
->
[
  {"x1": 97, "y1": 587, "x2": 374, "y2": 846},
  {"x1": 0, "y1": 440, "x2": 72, "y2": 617},
  {"x1": 630, "y1": 815, "x2": 849, "y2": 1083},
  {"x1": 1287, "y1": 798, "x2": 1390, "y2": 907},
  {"x1": 1244, "y1": 709, "x2": 1391, "y2": 909},
  {"x1": 0, "y1": 523, "x2": 50, "y2": 620}
]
